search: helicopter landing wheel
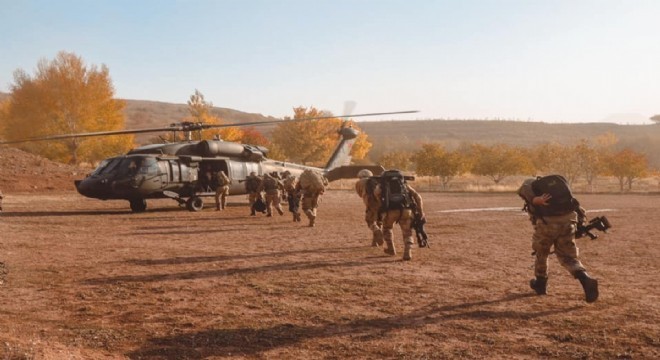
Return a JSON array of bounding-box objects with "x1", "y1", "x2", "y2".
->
[
  {"x1": 129, "y1": 198, "x2": 147, "y2": 213},
  {"x1": 186, "y1": 196, "x2": 204, "y2": 212}
]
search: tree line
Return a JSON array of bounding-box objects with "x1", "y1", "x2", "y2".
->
[{"x1": 377, "y1": 138, "x2": 652, "y2": 192}]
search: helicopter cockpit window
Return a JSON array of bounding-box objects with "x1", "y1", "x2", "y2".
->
[
  {"x1": 137, "y1": 157, "x2": 158, "y2": 176},
  {"x1": 118, "y1": 158, "x2": 143, "y2": 175},
  {"x1": 92, "y1": 158, "x2": 121, "y2": 176}
]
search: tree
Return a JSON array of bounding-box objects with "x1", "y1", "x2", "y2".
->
[
  {"x1": 531, "y1": 142, "x2": 581, "y2": 184},
  {"x1": 270, "y1": 106, "x2": 372, "y2": 166},
  {"x1": 573, "y1": 139, "x2": 604, "y2": 191},
  {"x1": 606, "y1": 148, "x2": 648, "y2": 192},
  {"x1": 468, "y1": 144, "x2": 532, "y2": 184},
  {"x1": 2, "y1": 51, "x2": 133, "y2": 164},
  {"x1": 411, "y1": 143, "x2": 467, "y2": 189},
  {"x1": 377, "y1": 150, "x2": 413, "y2": 171},
  {"x1": 650, "y1": 114, "x2": 660, "y2": 125},
  {"x1": 184, "y1": 89, "x2": 245, "y2": 141}
]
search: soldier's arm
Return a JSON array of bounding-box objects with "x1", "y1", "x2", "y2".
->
[{"x1": 407, "y1": 185, "x2": 424, "y2": 218}]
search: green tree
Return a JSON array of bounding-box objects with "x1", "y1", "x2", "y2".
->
[{"x1": 2, "y1": 51, "x2": 133, "y2": 164}]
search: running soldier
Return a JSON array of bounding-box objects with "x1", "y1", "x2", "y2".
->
[
  {"x1": 214, "y1": 170, "x2": 231, "y2": 211},
  {"x1": 374, "y1": 170, "x2": 424, "y2": 261},
  {"x1": 518, "y1": 176, "x2": 599, "y2": 303},
  {"x1": 244, "y1": 172, "x2": 263, "y2": 216},
  {"x1": 297, "y1": 169, "x2": 328, "y2": 227},
  {"x1": 355, "y1": 169, "x2": 383, "y2": 247},
  {"x1": 258, "y1": 172, "x2": 285, "y2": 217},
  {"x1": 282, "y1": 171, "x2": 302, "y2": 222}
]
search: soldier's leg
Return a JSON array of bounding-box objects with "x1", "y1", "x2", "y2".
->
[
  {"x1": 302, "y1": 195, "x2": 316, "y2": 227},
  {"x1": 249, "y1": 193, "x2": 257, "y2": 215},
  {"x1": 214, "y1": 188, "x2": 222, "y2": 210},
  {"x1": 220, "y1": 187, "x2": 228, "y2": 210},
  {"x1": 273, "y1": 192, "x2": 284, "y2": 215},
  {"x1": 530, "y1": 224, "x2": 554, "y2": 295},
  {"x1": 365, "y1": 208, "x2": 382, "y2": 247},
  {"x1": 382, "y1": 211, "x2": 397, "y2": 256},
  {"x1": 265, "y1": 195, "x2": 274, "y2": 216},
  {"x1": 554, "y1": 224, "x2": 597, "y2": 302},
  {"x1": 400, "y1": 211, "x2": 414, "y2": 261}
]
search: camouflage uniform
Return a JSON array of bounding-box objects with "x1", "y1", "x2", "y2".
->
[
  {"x1": 297, "y1": 175, "x2": 328, "y2": 227},
  {"x1": 258, "y1": 173, "x2": 284, "y2": 217},
  {"x1": 376, "y1": 184, "x2": 424, "y2": 261},
  {"x1": 244, "y1": 172, "x2": 263, "y2": 216},
  {"x1": 214, "y1": 170, "x2": 231, "y2": 211},
  {"x1": 519, "y1": 177, "x2": 599, "y2": 302},
  {"x1": 355, "y1": 175, "x2": 383, "y2": 247},
  {"x1": 282, "y1": 172, "x2": 301, "y2": 222}
]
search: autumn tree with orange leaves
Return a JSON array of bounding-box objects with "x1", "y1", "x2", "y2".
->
[
  {"x1": 1, "y1": 51, "x2": 133, "y2": 164},
  {"x1": 270, "y1": 106, "x2": 372, "y2": 166}
]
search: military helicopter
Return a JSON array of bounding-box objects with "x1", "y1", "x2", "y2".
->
[{"x1": 1, "y1": 111, "x2": 416, "y2": 212}]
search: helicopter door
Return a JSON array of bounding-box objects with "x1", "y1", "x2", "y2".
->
[{"x1": 169, "y1": 160, "x2": 181, "y2": 182}]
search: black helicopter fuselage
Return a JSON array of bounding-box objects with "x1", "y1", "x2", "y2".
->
[{"x1": 74, "y1": 139, "x2": 325, "y2": 211}]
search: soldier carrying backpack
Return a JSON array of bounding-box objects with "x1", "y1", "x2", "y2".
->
[
  {"x1": 517, "y1": 175, "x2": 599, "y2": 303},
  {"x1": 373, "y1": 169, "x2": 425, "y2": 261}
]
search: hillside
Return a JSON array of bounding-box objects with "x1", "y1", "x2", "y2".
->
[
  {"x1": 359, "y1": 119, "x2": 660, "y2": 167},
  {"x1": 2, "y1": 92, "x2": 659, "y2": 167}
]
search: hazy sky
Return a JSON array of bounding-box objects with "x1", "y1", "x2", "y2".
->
[{"x1": 1, "y1": 0, "x2": 659, "y2": 124}]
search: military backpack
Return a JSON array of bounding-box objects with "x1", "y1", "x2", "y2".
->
[{"x1": 378, "y1": 169, "x2": 412, "y2": 211}]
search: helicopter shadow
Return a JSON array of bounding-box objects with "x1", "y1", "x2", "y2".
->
[
  {"x1": 82, "y1": 257, "x2": 393, "y2": 286},
  {"x1": 0, "y1": 206, "x2": 191, "y2": 218},
  {"x1": 126, "y1": 293, "x2": 581, "y2": 359}
]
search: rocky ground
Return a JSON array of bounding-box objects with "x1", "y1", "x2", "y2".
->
[{"x1": 0, "y1": 185, "x2": 658, "y2": 359}]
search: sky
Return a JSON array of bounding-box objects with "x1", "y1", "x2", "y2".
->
[{"x1": 1, "y1": 0, "x2": 659, "y2": 124}]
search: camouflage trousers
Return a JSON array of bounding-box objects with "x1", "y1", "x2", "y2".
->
[
  {"x1": 365, "y1": 205, "x2": 383, "y2": 244},
  {"x1": 532, "y1": 212, "x2": 586, "y2": 278},
  {"x1": 215, "y1": 186, "x2": 229, "y2": 209},
  {"x1": 302, "y1": 192, "x2": 321, "y2": 224},
  {"x1": 381, "y1": 208, "x2": 414, "y2": 246},
  {"x1": 265, "y1": 191, "x2": 284, "y2": 216}
]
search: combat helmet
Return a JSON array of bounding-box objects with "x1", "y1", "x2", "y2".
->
[{"x1": 357, "y1": 169, "x2": 373, "y2": 179}]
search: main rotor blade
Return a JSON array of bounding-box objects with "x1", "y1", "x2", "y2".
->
[
  {"x1": 0, "y1": 110, "x2": 419, "y2": 145},
  {"x1": 0, "y1": 126, "x2": 178, "y2": 145},
  {"x1": 198, "y1": 110, "x2": 420, "y2": 130}
]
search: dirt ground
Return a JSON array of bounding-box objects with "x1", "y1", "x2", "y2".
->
[{"x1": 0, "y1": 188, "x2": 658, "y2": 360}]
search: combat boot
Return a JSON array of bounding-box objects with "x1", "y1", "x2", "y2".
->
[
  {"x1": 403, "y1": 243, "x2": 412, "y2": 261},
  {"x1": 277, "y1": 208, "x2": 284, "y2": 216},
  {"x1": 529, "y1": 276, "x2": 548, "y2": 295},
  {"x1": 373, "y1": 228, "x2": 384, "y2": 247},
  {"x1": 216, "y1": 204, "x2": 221, "y2": 211},
  {"x1": 575, "y1": 271, "x2": 599, "y2": 303},
  {"x1": 250, "y1": 208, "x2": 256, "y2": 216},
  {"x1": 384, "y1": 240, "x2": 396, "y2": 256}
]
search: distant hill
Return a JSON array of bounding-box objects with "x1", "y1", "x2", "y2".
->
[
  {"x1": 2, "y1": 92, "x2": 659, "y2": 168},
  {"x1": 122, "y1": 99, "x2": 278, "y2": 143},
  {"x1": 360, "y1": 119, "x2": 660, "y2": 168}
]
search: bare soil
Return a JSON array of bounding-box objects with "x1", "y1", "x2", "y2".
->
[{"x1": 0, "y1": 188, "x2": 658, "y2": 359}]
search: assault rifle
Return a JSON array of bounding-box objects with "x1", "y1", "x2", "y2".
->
[
  {"x1": 411, "y1": 204, "x2": 429, "y2": 248},
  {"x1": 576, "y1": 216, "x2": 611, "y2": 240}
]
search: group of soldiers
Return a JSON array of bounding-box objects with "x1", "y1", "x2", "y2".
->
[
  {"x1": 187, "y1": 165, "x2": 600, "y2": 303},
  {"x1": 243, "y1": 170, "x2": 327, "y2": 227}
]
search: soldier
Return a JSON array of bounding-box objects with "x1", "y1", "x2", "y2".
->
[
  {"x1": 518, "y1": 176, "x2": 599, "y2": 303},
  {"x1": 297, "y1": 169, "x2": 328, "y2": 227},
  {"x1": 244, "y1": 172, "x2": 263, "y2": 216},
  {"x1": 374, "y1": 170, "x2": 424, "y2": 261},
  {"x1": 355, "y1": 169, "x2": 383, "y2": 247},
  {"x1": 214, "y1": 170, "x2": 231, "y2": 211},
  {"x1": 258, "y1": 172, "x2": 285, "y2": 217},
  {"x1": 282, "y1": 171, "x2": 302, "y2": 222}
]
